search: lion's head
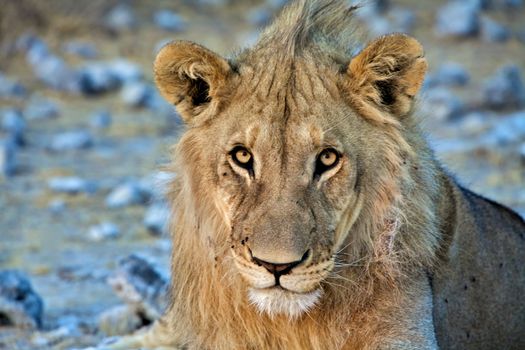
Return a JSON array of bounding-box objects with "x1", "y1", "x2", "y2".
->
[{"x1": 156, "y1": 0, "x2": 439, "y2": 328}]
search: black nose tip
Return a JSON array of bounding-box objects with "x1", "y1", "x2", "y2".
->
[{"x1": 251, "y1": 250, "x2": 310, "y2": 276}]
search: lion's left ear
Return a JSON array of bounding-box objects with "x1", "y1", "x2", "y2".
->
[{"x1": 346, "y1": 34, "x2": 427, "y2": 117}]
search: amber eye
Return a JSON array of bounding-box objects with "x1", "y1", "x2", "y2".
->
[
  {"x1": 230, "y1": 146, "x2": 254, "y2": 172},
  {"x1": 314, "y1": 148, "x2": 340, "y2": 178}
]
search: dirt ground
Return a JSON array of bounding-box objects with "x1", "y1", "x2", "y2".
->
[{"x1": 0, "y1": 1, "x2": 524, "y2": 349}]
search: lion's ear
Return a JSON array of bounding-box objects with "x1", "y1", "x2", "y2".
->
[
  {"x1": 154, "y1": 40, "x2": 232, "y2": 123},
  {"x1": 346, "y1": 34, "x2": 427, "y2": 117}
]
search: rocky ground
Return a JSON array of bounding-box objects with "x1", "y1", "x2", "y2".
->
[{"x1": 0, "y1": 0, "x2": 524, "y2": 349}]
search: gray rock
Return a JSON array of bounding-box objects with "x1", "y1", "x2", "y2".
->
[
  {"x1": 47, "y1": 177, "x2": 96, "y2": 194},
  {"x1": 87, "y1": 222, "x2": 121, "y2": 242},
  {"x1": 423, "y1": 87, "x2": 465, "y2": 121},
  {"x1": 79, "y1": 60, "x2": 142, "y2": 95},
  {"x1": 104, "y1": 4, "x2": 137, "y2": 32},
  {"x1": 24, "y1": 97, "x2": 60, "y2": 120},
  {"x1": 1, "y1": 108, "x2": 25, "y2": 145},
  {"x1": 143, "y1": 203, "x2": 170, "y2": 236},
  {"x1": 482, "y1": 65, "x2": 525, "y2": 109},
  {"x1": 107, "y1": 59, "x2": 143, "y2": 84},
  {"x1": 480, "y1": 16, "x2": 510, "y2": 42},
  {"x1": 27, "y1": 50, "x2": 80, "y2": 93},
  {"x1": 107, "y1": 254, "x2": 168, "y2": 321},
  {"x1": 62, "y1": 41, "x2": 98, "y2": 59},
  {"x1": 483, "y1": 111, "x2": 525, "y2": 146},
  {"x1": 31, "y1": 326, "x2": 79, "y2": 348},
  {"x1": 435, "y1": 1, "x2": 480, "y2": 38},
  {"x1": 0, "y1": 137, "x2": 16, "y2": 177},
  {"x1": 0, "y1": 73, "x2": 27, "y2": 99},
  {"x1": 48, "y1": 199, "x2": 66, "y2": 214},
  {"x1": 153, "y1": 10, "x2": 186, "y2": 32},
  {"x1": 48, "y1": 130, "x2": 93, "y2": 152},
  {"x1": 98, "y1": 304, "x2": 143, "y2": 336},
  {"x1": 425, "y1": 62, "x2": 470, "y2": 89},
  {"x1": 105, "y1": 182, "x2": 150, "y2": 208},
  {"x1": 78, "y1": 63, "x2": 119, "y2": 95},
  {"x1": 90, "y1": 109, "x2": 112, "y2": 129},
  {"x1": 0, "y1": 270, "x2": 43, "y2": 329},
  {"x1": 120, "y1": 82, "x2": 154, "y2": 108}
]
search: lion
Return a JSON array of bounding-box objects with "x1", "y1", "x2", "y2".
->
[{"x1": 102, "y1": 1, "x2": 525, "y2": 349}]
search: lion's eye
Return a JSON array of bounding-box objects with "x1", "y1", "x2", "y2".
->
[
  {"x1": 314, "y1": 148, "x2": 340, "y2": 177},
  {"x1": 230, "y1": 146, "x2": 253, "y2": 172}
]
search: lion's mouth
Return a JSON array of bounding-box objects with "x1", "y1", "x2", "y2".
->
[{"x1": 247, "y1": 286, "x2": 322, "y2": 318}]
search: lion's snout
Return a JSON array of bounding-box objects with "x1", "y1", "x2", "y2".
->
[{"x1": 250, "y1": 249, "x2": 311, "y2": 285}]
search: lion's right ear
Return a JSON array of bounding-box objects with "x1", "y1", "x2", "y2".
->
[{"x1": 154, "y1": 41, "x2": 232, "y2": 123}]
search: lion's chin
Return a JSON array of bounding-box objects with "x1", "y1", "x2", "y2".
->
[{"x1": 247, "y1": 287, "x2": 322, "y2": 319}]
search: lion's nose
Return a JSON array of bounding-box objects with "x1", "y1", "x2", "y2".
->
[{"x1": 251, "y1": 250, "x2": 310, "y2": 276}]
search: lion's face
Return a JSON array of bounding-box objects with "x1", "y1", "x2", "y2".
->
[{"x1": 155, "y1": 34, "x2": 426, "y2": 318}]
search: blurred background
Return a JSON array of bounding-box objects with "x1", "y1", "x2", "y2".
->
[{"x1": 0, "y1": 0, "x2": 524, "y2": 349}]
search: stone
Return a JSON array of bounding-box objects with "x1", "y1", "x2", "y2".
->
[
  {"x1": 0, "y1": 137, "x2": 16, "y2": 177},
  {"x1": 0, "y1": 73, "x2": 27, "y2": 99},
  {"x1": 78, "y1": 63, "x2": 119, "y2": 95},
  {"x1": 107, "y1": 254, "x2": 168, "y2": 322},
  {"x1": 0, "y1": 270, "x2": 44, "y2": 329},
  {"x1": 480, "y1": 16, "x2": 510, "y2": 43},
  {"x1": 483, "y1": 111, "x2": 525, "y2": 146},
  {"x1": 104, "y1": 4, "x2": 137, "y2": 32},
  {"x1": 27, "y1": 51, "x2": 80, "y2": 93},
  {"x1": 87, "y1": 222, "x2": 121, "y2": 242},
  {"x1": 24, "y1": 97, "x2": 60, "y2": 120},
  {"x1": 435, "y1": 1, "x2": 480, "y2": 38},
  {"x1": 48, "y1": 199, "x2": 66, "y2": 214},
  {"x1": 90, "y1": 109, "x2": 112, "y2": 129},
  {"x1": 482, "y1": 65, "x2": 525, "y2": 110},
  {"x1": 143, "y1": 203, "x2": 170, "y2": 236},
  {"x1": 1, "y1": 108, "x2": 25, "y2": 146},
  {"x1": 105, "y1": 182, "x2": 150, "y2": 208},
  {"x1": 425, "y1": 62, "x2": 470, "y2": 89},
  {"x1": 79, "y1": 60, "x2": 142, "y2": 95},
  {"x1": 153, "y1": 10, "x2": 186, "y2": 32},
  {"x1": 423, "y1": 87, "x2": 465, "y2": 121},
  {"x1": 62, "y1": 41, "x2": 98, "y2": 59},
  {"x1": 98, "y1": 304, "x2": 143, "y2": 336},
  {"x1": 47, "y1": 177, "x2": 96, "y2": 194},
  {"x1": 120, "y1": 82, "x2": 154, "y2": 108},
  {"x1": 31, "y1": 326, "x2": 79, "y2": 348},
  {"x1": 48, "y1": 130, "x2": 93, "y2": 152}
]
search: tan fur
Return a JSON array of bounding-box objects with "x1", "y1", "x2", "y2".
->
[{"x1": 106, "y1": 1, "x2": 525, "y2": 349}]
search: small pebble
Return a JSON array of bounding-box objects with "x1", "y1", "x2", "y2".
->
[
  {"x1": 48, "y1": 130, "x2": 93, "y2": 152},
  {"x1": 24, "y1": 97, "x2": 60, "y2": 120},
  {"x1": 0, "y1": 137, "x2": 16, "y2": 177},
  {"x1": 120, "y1": 82, "x2": 154, "y2": 108},
  {"x1": 425, "y1": 62, "x2": 470, "y2": 89},
  {"x1": 480, "y1": 16, "x2": 510, "y2": 43},
  {"x1": 423, "y1": 87, "x2": 465, "y2": 121},
  {"x1": 0, "y1": 73, "x2": 27, "y2": 99},
  {"x1": 48, "y1": 199, "x2": 66, "y2": 214},
  {"x1": 47, "y1": 177, "x2": 96, "y2": 194},
  {"x1": 153, "y1": 10, "x2": 186, "y2": 32},
  {"x1": 143, "y1": 203, "x2": 170, "y2": 236},
  {"x1": 90, "y1": 109, "x2": 112, "y2": 129},
  {"x1": 87, "y1": 222, "x2": 121, "y2": 242},
  {"x1": 482, "y1": 65, "x2": 525, "y2": 110},
  {"x1": 1, "y1": 108, "x2": 25, "y2": 145},
  {"x1": 435, "y1": 1, "x2": 480, "y2": 38},
  {"x1": 62, "y1": 41, "x2": 98, "y2": 59},
  {"x1": 105, "y1": 182, "x2": 150, "y2": 208},
  {"x1": 104, "y1": 4, "x2": 137, "y2": 32}
]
